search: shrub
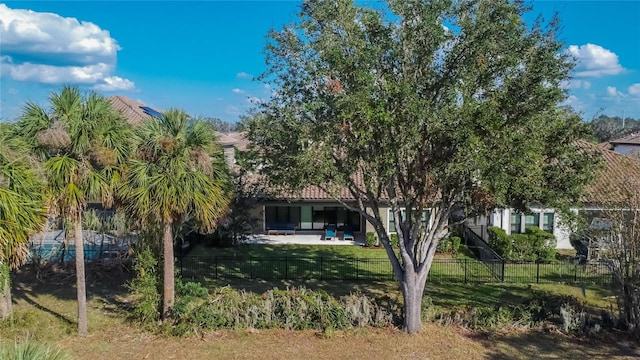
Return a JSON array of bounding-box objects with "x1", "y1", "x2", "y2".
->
[
  {"x1": 433, "y1": 292, "x2": 591, "y2": 333},
  {"x1": 389, "y1": 233, "x2": 399, "y2": 247},
  {"x1": 487, "y1": 226, "x2": 510, "y2": 257},
  {"x1": 437, "y1": 238, "x2": 451, "y2": 253},
  {"x1": 0, "y1": 339, "x2": 71, "y2": 360},
  {"x1": 525, "y1": 226, "x2": 556, "y2": 262},
  {"x1": 488, "y1": 225, "x2": 557, "y2": 262},
  {"x1": 128, "y1": 246, "x2": 161, "y2": 325},
  {"x1": 365, "y1": 232, "x2": 377, "y2": 247},
  {"x1": 169, "y1": 286, "x2": 393, "y2": 335},
  {"x1": 450, "y1": 236, "x2": 461, "y2": 253}
]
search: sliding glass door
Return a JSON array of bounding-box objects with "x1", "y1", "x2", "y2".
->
[{"x1": 265, "y1": 205, "x2": 362, "y2": 232}]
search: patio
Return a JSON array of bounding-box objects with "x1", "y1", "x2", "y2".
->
[{"x1": 241, "y1": 231, "x2": 366, "y2": 245}]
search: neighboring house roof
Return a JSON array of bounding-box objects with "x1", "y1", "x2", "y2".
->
[
  {"x1": 609, "y1": 132, "x2": 640, "y2": 146},
  {"x1": 108, "y1": 95, "x2": 161, "y2": 126},
  {"x1": 579, "y1": 140, "x2": 640, "y2": 204},
  {"x1": 215, "y1": 131, "x2": 249, "y2": 151}
]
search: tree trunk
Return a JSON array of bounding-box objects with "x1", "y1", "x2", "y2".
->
[
  {"x1": 0, "y1": 262, "x2": 11, "y2": 320},
  {"x1": 162, "y1": 221, "x2": 175, "y2": 319},
  {"x1": 400, "y1": 266, "x2": 428, "y2": 334},
  {"x1": 74, "y1": 215, "x2": 88, "y2": 335}
]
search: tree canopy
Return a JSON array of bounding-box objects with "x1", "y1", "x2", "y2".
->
[{"x1": 246, "y1": 0, "x2": 598, "y2": 333}]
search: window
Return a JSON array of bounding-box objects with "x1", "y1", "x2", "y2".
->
[
  {"x1": 388, "y1": 209, "x2": 430, "y2": 233},
  {"x1": 524, "y1": 213, "x2": 540, "y2": 229},
  {"x1": 510, "y1": 213, "x2": 522, "y2": 233},
  {"x1": 542, "y1": 212, "x2": 554, "y2": 233}
]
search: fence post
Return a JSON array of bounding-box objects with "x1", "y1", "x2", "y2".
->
[
  {"x1": 536, "y1": 261, "x2": 540, "y2": 284},
  {"x1": 285, "y1": 256, "x2": 288, "y2": 280},
  {"x1": 501, "y1": 261, "x2": 505, "y2": 282},
  {"x1": 320, "y1": 257, "x2": 323, "y2": 281},
  {"x1": 179, "y1": 256, "x2": 183, "y2": 278},
  {"x1": 215, "y1": 256, "x2": 218, "y2": 279},
  {"x1": 356, "y1": 259, "x2": 359, "y2": 281},
  {"x1": 464, "y1": 258, "x2": 468, "y2": 284}
]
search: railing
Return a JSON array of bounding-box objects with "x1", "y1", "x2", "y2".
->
[
  {"x1": 462, "y1": 226, "x2": 505, "y2": 281},
  {"x1": 177, "y1": 255, "x2": 613, "y2": 286}
]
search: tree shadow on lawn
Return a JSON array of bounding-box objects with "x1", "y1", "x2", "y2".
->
[
  {"x1": 469, "y1": 330, "x2": 640, "y2": 359},
  {"x1": 11, "y1": 263, "x2": 133, "y2": 323}
]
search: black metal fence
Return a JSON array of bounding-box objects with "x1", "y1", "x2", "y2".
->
[{"x1": 177, "y1": 255, "x2": 613, "y2": 286}]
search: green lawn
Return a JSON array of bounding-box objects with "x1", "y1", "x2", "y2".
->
[
  {"x1": 181, "y1": 244, "x2": 498, "y2": 284},
  {"x1": 180, "y1": 244, "x2": 611, "y2": 286}
]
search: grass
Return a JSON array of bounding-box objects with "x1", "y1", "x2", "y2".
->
[
  {"x1": 2, "y1": 266, "x2": 636, "y2": 360},
  {"x1": 182, "y1": 244, "x2": 612, "y2": 287}
]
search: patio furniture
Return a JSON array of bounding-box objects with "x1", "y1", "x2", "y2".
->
[
  {"x1": 266, "y1": 223, "x2": 296, "y2": 235},
  {"x1": 343, "y1": 225, "x2": 354, "y2": 241},
  {"x1": 325, "y1": 224, "x2": 337, "y2": 241}
]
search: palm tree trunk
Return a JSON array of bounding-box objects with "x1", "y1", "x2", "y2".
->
[
  {"x1": 162, "y1": 221, "x2": 175, "y2": 319},
  {"x1": 74, "y1": 215, "x2": 88, "y2": 335},
  {"x1": 0, "y1": 262, "x2": 12, "y2": 320}
]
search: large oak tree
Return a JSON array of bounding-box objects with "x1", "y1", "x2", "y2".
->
[{"x1": 246, "y1": 0, "x2": 597, "y2": 333}]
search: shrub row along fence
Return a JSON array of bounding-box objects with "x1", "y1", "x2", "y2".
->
[{"x1": 178, "y1": 255, "x2": 613, "y2": 286}]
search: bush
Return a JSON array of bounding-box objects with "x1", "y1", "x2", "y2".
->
[
  {"x1": 365, "y1": 232, "x2": 377, "y2": 247},
  {"x1": 0, "y1": 338, "x2": 71, "y2": 360},
  {"x1": 488, "y1": 226, "x2": 557, "y2": 262},
  {"x1": 450, "y1": 236, "x2": 461, "y2": 253},
  {"x1": 525, "y1": 227, "x2": 556, "y2": 262},
  {"x1": 488, "y1": 226, "x2": 510, "y2": 257},
  {"x1": 128, "y1": 246, "x2": 161, "y2": 325},
  {"x1": 437, "y1": 238, "x2": 451, "y2": 253},
  {"x1": 433, "y1": 292, "x2": 591, "y2": 333},
  {"x1": 169, "y1": 286, "x2": 393, "y2": 335},
  {"x1": 389, "y1": 233, "x2": 399, "y2": 247}
]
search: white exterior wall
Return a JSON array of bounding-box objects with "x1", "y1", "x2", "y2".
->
[
  {"x1": 478, "y1": 207, "x2": 575, "y2": 249},
  {"x1": 613, "y1": 144, "x2": 640, "y2": 157}
]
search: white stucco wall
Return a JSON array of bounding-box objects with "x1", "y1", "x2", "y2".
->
[
  {"x1": 613, "y1": 144, "x2": 640, "y2": 157},
  {"x1": 477, "y1": 207, "x2": 575, "y2": 249}
]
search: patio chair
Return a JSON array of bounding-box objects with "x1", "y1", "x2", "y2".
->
[
  {"x1": 325, "y1": 224, "x2": 337, "y2": 241},
  {"x1": 343, "y1": 225, "x2": 354, "y2": 241}
]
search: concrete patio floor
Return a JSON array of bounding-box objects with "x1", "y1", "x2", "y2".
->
[{"x1": 241, "y1": 232, "x2": 366, "y2": 245}]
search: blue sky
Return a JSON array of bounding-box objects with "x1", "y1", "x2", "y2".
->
[{"x1": 1, "y1": 1, "x2": 639, "y2": 123}]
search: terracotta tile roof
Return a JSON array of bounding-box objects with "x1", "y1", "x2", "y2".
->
[
  {"x1": 578, "y1": 140, "x2": 640, "y2": 204},
  {"x1": 610, "y1": 132, "x2": 640, "y2": 146},
  {"x1": 108, "y1": 95, "x2": 160, "y2": 126}
]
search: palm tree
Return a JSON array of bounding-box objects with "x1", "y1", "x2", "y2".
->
[
  {"x1": 0, "y1": 123, "x2": 47, "y2": 320},
  {"x1": 15, "y1": 86, "x2": 132, "y2": 334},
  {"x1": 119, "y1": 109, "x2": 230, "y2": 318}
]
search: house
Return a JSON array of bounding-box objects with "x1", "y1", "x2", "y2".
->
[
  {"x1": 216, "y1": 131, "x2": 437, "y2": 241},
  {"x1": 480, "y1": 140, "x2": 640, "y2": 249},
  {"x1": 608, "y1": 132, "x2": 640, "y2": 157},
  {"x1": 108, "y1": 95, "x2": 161, "y2": 126}
]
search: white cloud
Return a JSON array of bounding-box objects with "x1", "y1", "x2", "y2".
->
[
  {"x1": 1, "y1": 59, "x2": 108, "y2": 83},
  {"x1": 0, "y1": 4, "x2": 133, "y2": 89},
  {"x1": 232, "y1": 88, "x2": 245, "y2": 94},
  {"x1": 607, "y1": 86, "x2": 624, "y2": 97},
  {"x1": 566, "y1": 44, "x2": 625, "y2": 77},
  {"x1": 236, "y1": 72, "x2": 252, "y2": 79},
  {"x1": 93, "y1": 76, "x2": 135, "y2": 91},
  {"x1": 563, "y1": 80, "x2": 591, "y2": 90},
  {"x1": 628, "y1": 83, "x2": 640, "y2": 96}
]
